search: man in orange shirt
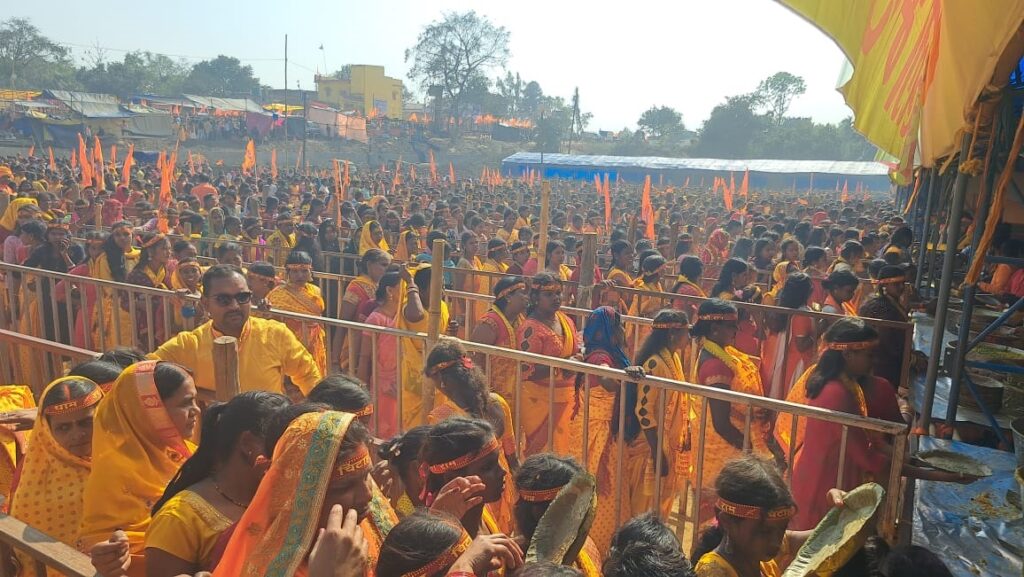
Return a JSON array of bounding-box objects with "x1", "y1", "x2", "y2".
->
[{"x1": 190, "y1": 174, "x2": 218, "y2": 203}]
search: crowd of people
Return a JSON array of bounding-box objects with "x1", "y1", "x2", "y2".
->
[{"x1": 0, "y1": 148, "x2": 980, "y2": 577}]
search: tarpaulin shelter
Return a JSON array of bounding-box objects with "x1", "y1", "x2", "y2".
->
[
  {"x1": 306, "y1": 104, "x2": 367, "y2": 143},
  {"x1": 44, "y1": 90, "x2": 130, "y2": 118},
  {"x1": 501, "y1": 152, "x2": 891, "y2": 191},
  {"x1": 182, "y1": 94, "x2": 267, "y2": 114}
]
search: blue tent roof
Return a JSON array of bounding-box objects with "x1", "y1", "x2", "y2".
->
[{"x1": 500, "y1": 153, "x2": 889, "y2": 176}]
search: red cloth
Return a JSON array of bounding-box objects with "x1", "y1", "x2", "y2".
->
[{"x1": 790, "y1": 376, "x2": 901, "y2": 530}]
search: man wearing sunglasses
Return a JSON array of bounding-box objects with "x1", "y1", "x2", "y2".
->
[{"x1": 150, "y1": 264, "x2": 320, "y2": 397}]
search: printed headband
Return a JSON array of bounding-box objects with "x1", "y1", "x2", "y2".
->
[
  {"x1": 351, "y1": 404, "x2": 374, "y2": 418},
  {"x1": 496, "y1": 282, "x2": 526, "y2": 300},
  {"x1": 285, "y1": 263, "x2": 313, "y2": 271},
  {"x1": 400, "y1": 531, "x2": 472, "y2": 577},
  {"x1": 873, "y1": 276, "x2": 906, "y2": 285},
  {"x1": 697, "y1": 312, "x2": 738, "y2": 322},
  {"x1": 427, "y1": 437, "x2": 500, "y2": 475},
  {"x1": 426, "y1": 356, "x2": 474, "y2": 378},
  {"x1": 519, "y1": 483, "x2": 567, "y2": 503},
  {"x1": 716, "y1": 497, "x2": 796, "y2": 521},
  {"x1": 826, "y1": 339, "x2": 877, "y2": 351},
  {"x1": 652, "y1": 321, "x2": 689, "y2": 330},
  {"x1": 332, "y1": 445, "x2": 372, "y2": 481},
  {"x1": 43, "y1": 387, "x2": 103, "y2": 417}
]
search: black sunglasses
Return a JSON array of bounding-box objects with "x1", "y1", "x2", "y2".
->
[{"x1": 211, "y1": 291, "x2": 253, "y2": 306}]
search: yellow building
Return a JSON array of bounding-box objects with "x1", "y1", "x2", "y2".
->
[{"x1": 315, "y1": 65, "x2": 403, "y2": 120}]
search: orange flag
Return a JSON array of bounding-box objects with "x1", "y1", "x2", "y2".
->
[
  {"x1": 739, "y1": 169, "x2": 749, "y2": 197},
  {"x1": 78, "y1": 133, "x2": 91, "y2": 188},
  {"x1": 71, "y1": 150, "x2": 77, "y2": 170},
  {"x1": 409, "y1": 163, "x2": 417, "y2": 182},
  {"x1": 187, "y1": 151, "x2": 196, "y2": 175},
  {"x1": 449, "y1": 161, "x2": 456, "y2": 184},
  {"x1": 603, "y1": 173, "x2": 612, "y2": 229},
  {"x1": 429, "y1": 150, "x2": 438, "y2": 184},
  {"x1": 841, "y1": 179, "x2": 849, "y2": 203},
  {"x1": 271, "y1": 148, "x2": 278, "y2": 179},
  {"x1": 594, "y1": 174, "x2": 602, "y2": 196},
  {"x1": 27, "y1": 145, "x2": 34, "y2": 158},
  {"x1": 722, "y1": 177, "x2": 734, "y2": 211},
  {"x1": 393, "y1": 157, "x2": 403, "y2": 187},
  {"x1": 122, "y1": 143, "x2": 134, "y2": 187},
  {"x1": 110, "y1": 145, "x2": 117, "y2": 170},
  {"x1": 641, "y1": 175, "x2": 655, "y2": 239},
  {"x1": 159, "y1": 154, "x2": 172, "y2": 209},
  {"x1": 241, "y1": 139, "x2": 256, "y2": 174},
  {"x1": 333, "y1": 159, "x2": 342, "y2": 199},
  {"x1": 94, "y1": 136, "x2": 105, "y2": 191},
  {"x1": 481, "y1": 167, "x2": 488, "y2": 183},
  {"x1": 343, "y1": 160, "x2": 351, "y2": 188},
  {"x1": 48, "y1": 147, "x2": 56, "y2": 172}
]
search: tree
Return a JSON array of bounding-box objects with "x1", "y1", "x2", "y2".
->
[
  {"x1": 328, "y1": 65, "x2": 352, "y2": 80},
  {"x1": 182, "y1": 55, "x2": 260, "y2": 97},
  {"x1": 0, "y1": 18, "x2": 75, "y2": 89},
  {"x1": 405, "y1": 11, "x2": 510, "y2": 135},
  {"x1": 495, "y1": 71, "x2": 523, "y2": 117},
  {"x1": 693, "y1": 95, "x2": 766, "y2": 158},
  {"x1": 637, "y1": 105, "x2": 684, "y2": 139},
  {"x1": 77, "y1": 51, "x2": 188, "y2": 97},
  {"x1": 752, "y1": 71, "x2": 806, "y2": 124},
  {"x1": 520, "y1": 81, "x2": 543, "y2": 118}
]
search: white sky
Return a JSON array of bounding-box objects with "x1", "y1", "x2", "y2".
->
[{"x1": 17, "y1": 0, "x2": 853, "y2": 131}]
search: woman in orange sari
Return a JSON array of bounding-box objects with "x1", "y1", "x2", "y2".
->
[
  {"x1": 760, "y1": 272, "x2": 816, "y2": 400},
  {"x1": 336, "y1": 248, "x2": 391, "y2": 372},
  {"x1": 517, "y1": 273, "x2": 582, "y2": 456},
  {"x1": 425, "y1": 339, "x2": 518, "y2": 535},
  {"x1": 267, "y1": 250, "x2": 328, "y2": 376},
  {"x1": 212, "y1": 411, "x2": 382, "y2": 577},
  {"x1": 605, "y1": 240, "x2": 635, "y2": 313},
  {"x1": 469, "y1": 276, "x2": 528, "y2": 406},
  {"x1": 10, "y1": 377, "x2": 103, "y2": 577},
  {"x1": 690, "y1": 300, "x2": 776, "y2": 525},
  {"x1": 79, "y1": 361, "x2": 199, "y2": 577},
  {"x1": 398, "y1": 263, "x2": 453, "y2": 428},
  {"x1": 514, "y1": 454, "x2": 602, "y2": 576}
]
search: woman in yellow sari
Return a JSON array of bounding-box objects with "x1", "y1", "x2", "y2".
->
[
  {"x1": 634, "y1": 309, "x2": 692, "y2": 520},
  {"x1": 145, "y1": 391, "x2": 289, "y2": 577},
  {"x1": 517, "y1": 273, "x2": 581, "y2": 456},
  {"x1": 212, "y1": 411, "x2": 379, "y2": 577},
  {"x1": 690, "y1": 299, "x2": 777, "y2": 525},
  {"x1": 358, "y1": 219, "x2": 390, "y2": 254},
  {"x1": 79, "y1": 361, "x2": 199, "y2": 577},
  {"x1": 514, "y1": 454, "x2": 602, "y2": 576},
  {"x1": 628, "y1": 254, "x2": 669, "y2": 348},
  {"x1": 267, "y1": 250, "x2": 328, "y2": 376},
  {"x1": 90, "y1": 221, "x2": 139, "y2": 349},
  {"x1": 605, "y1": 240, "x2": 636, "y2": 313},
  {"x1": 335, "y1": 248, "x2": 391, "y2": 372},
  {"x1": 124, "y1": 232, "x2": 172, "y2": 352},
  {"x1": 11, "y1": 377, "x2": 103, "y2": 577},
  {"x1": 469, "y1": 276, "x2": 528, "y2": 406},
  {"x1": 425, "y1": 339, "x2": 518, "y2": 535},
  {"x1": 0, "y1": 197, "x2": 38, "y2": 244},
  {"x1": 398, "y1": 264, "x2": 452, "y2": 429},
  {"x1": 0, "y1": 385, "x2": 36, "y2": 507},
  {"x1": 393, "y1": 227, "x2": 420, "y2": 261}
]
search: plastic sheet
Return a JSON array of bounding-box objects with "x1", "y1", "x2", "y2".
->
[{"x1": 913, "y1": 437, "x2": 1023, "y2": 577}]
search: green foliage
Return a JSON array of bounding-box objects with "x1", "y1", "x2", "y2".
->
[
  {"x1": 752, "y1": 71, "x2": 807, "y2": 123},
  {"x1": 182, "y1": 55, "x2": 261, "y2": 97},
  {"x1": 637, "y1": 105, "x2": 685, "y2": 139},
  {"x1": 77, "y1": 51, "x2": 189, "y2": 97},
  {"x1": 0, "y1": 17, "x2": 76, "y2": 89}
]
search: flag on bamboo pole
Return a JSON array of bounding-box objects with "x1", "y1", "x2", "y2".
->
[
  {"x1": 641, "y1": 175, "x2": 655, "y2": 239},
  {"x1": 739, "y1": 169, "x2": 749, "y2": 197},
  {"x1": 841, "y1": 179, "x2": 849, "y2": 203},
  {"x1": 110, "y1": 145, "x2": 117, "y2": 169},
  {"x1": 429, "y1": 150, "x2": 438, "y2": 184},
  {"x1": 333, "y1": 159, "x2": 342, "y2": 199},
  {"x1": 270, "y1": 149, "x2": 278, "y2": 179},
  {"x1": 94, "y1": 136, "x2": 105, "y2": 191},
  {"x1": 187, "y1": 152, "x2": 195, "y2": 175},
  {"x1": 409, "y1": 163, "x2": 417, "y2": 182},
  {"x1": 603, "y1": 173, "x2": 612, "y2": 230},
  {"x1": 343, "y1": 160, "x2": 351, "y2": 189},
  {"x1": 70, "y1": 150, "x2": 77, "y2": 170},
  {"x1": 449, "y1": 162, "x2": 455, "y2": 184},
  {"x1": 241, "y1": 139, "x2": 256, "y2": 174},
  {"x1": 393, "y1": 157, "x2": 403, "y2": 187},
  {"x1": 594, "y1": 174, "x2": 602, "y2": 196},
  {"x1": 27, "y1": 145, "x2": 34, "y2": 157},
  {"x1": 77, "y1": 133, "x2": 91, "y2": 188},
  {"x1": 48, "y1": 147, "x2": 56, "y2": 172},
  {"x1": 722, "y1": 177, "x2": 734, "y2": 212},
  {"x1": 122, "y1": 143, "x2": 134, "y2": 187},
  {"x1": 683, "y1": 176, "x2": 690, "y2": 189}
]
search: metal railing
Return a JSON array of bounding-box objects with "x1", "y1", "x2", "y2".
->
[{"x1": 0, "y1": 261, "x2": 913, "y2": 550}]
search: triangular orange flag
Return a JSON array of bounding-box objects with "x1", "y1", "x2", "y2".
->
[
  {"x1": 739, "y1": 169, "x2": 749, "y2": 197},
  {"x1": 603, "y1": 173, "x2": 612, "y2": 230},
  {"x1": 594, "y1": 174, "x2": 602, "y2": 196},
  {"x1": 48, "y1": 147, "x2": 56, "y2": 172},
  {"x1": 641, "y1": 175, "x2": 655, "y2": 239},
  {"x1": 343, "y1": 160, "x2": 351, "y2": 188},
  {"x1": 429, "y1": 150, "x2": 438, "y2": 184},
  {"x1": 122, "y1": 143, "x2": 135, "y2": 188},
  {"x1": 27, "y1": 145, "x2": 34, "y2": 158},
  {"x1": 449, "y1": 162, "x2": 455, "y2": 184},
  {"x1": 841, "y1": 179, "x2": 849, "y2": 203},
  {"x1": 271, "y1": 148, "x2": 278, "y2": 179},
  {"x1": 78, "y1": 133, "x2": 91, "y2": 188},
  {"x1": 94, "y1": 136, "x2": 105, "y2": 191}
]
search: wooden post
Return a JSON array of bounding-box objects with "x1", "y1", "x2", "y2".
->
[
  {"x1": 212, "y1": 336, "x2": 240, "y2": 402},
  {"x1": 537, "y1": 181, "x2": 551, "y2": 272},
  {"x1": 93, "y1": 202, "x2": 103, "y2": 231},
  {"x1": 627, "y1": 215, "x2": 638, "y2": 246},
  {"x1": 578, "y1": 232, "x2": 598, "y2": 308},
  {"x1": 183, "y1": 221, "x2": 192, "y2": 239},
  {"x1": 0, "y1": 195, "x2": 8, "y2": 221},
  {"x1": 424, "y1": 238, "x2": 446, "y2": 420}
]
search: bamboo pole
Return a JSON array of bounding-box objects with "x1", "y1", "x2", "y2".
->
[
  {"x1": 212, "y1": 336, "x2": 240, "y2": 402},
  {"x1": 93, "y1": 202, "x2": 102, "y2": 231},
  {"x1": 578, "y1": 232, "x2": 598, "y2": 308},
  {"x1": 424, "y1": 238, "x2": 446, "y2": 420},
  {"x1": 537, "y1": 181, "x2": 551, "y2": 272}
]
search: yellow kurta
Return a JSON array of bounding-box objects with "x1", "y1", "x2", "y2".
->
[
  {"x1": 267, "y1": 283, "x2": 328, "y2": 377},
  {"x1": 264, "y1": 230, "x2": 295, "y2": 266},
  {"x1": 637, "y1": 349, "x2": 689, "y2": 518},
  {"x1": 695, "y1": 551, "x2": 780, "y2": 577},
  {"x1": 397, "y1": 301, "x2": 450, "y2": 428},
  {"x1": 150, "y1": 317, "x2": 321, "y2": 395},
  {"x1": 145, "y1": 489, "x2": 233, "y2": 570}
]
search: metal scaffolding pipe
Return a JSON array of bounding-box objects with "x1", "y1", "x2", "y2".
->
[
  {"x1": 917, "y1": 134, "x2": 972, "y2": 435},
  {"x1": 915, "y1": 169, "x2": 938, "y2": 291}
]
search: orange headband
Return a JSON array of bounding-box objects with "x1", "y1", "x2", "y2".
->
[
  {"x1": 177, "y1": 261, "x2": 201, "y2": 272},
  {"x1": 428, "y1": 437, "x2": 500, "y2": 475},
  {"x1": 496, "y1": 282, "x2": 526, "y2": 300},
  {"x1": 716, "y1": 497, "x2": 796, "y2": 520},
  {"x1": 249, "y1": 272, "x2": 277, "y2": 282},
  {"x1": 142, "y1": 233, "x2": 166, "y2": 248},
  {"x1": 534, "y1": 281, "x2": 561, "y2": 293},
  {"x1": 352, "y1": 404, "x2": 374, "y2": 418},
  {"x1": 652, "y1": 321, "x2": 689, "y2": 330},
  {"x1": 511, "y1": 245, "x2": 530, "y2": 254},
  {"x1": 332, "y1": 446, "x2": 372, "y2": 480},
  {"x1": 43, "y1": 388, "x2": 103, "y2": 416},
  {"x1": 827, "y1": 340, "x2": 877, "y2": 351},
  {"x1": 519, "y1": 484, "x2": 566, "y2": 502},
  {"x1": 874, "y1": 276, "x2": 906, "y2": 285},
  {"x1": 400, "y1": 531, "x2": 472, "y2": 577},
  {"x1": 47, "y1": 221, "x2": 69, "y2": 230},
  {"x1": 698, "y1": 313, "x2": 738, "y2": 322},
  {"x1": 426, "y1": 356, "x2": 474, "y2": 378},
  {"x1": 286, "y1": 263, "x2": 313, "y2": 271}
]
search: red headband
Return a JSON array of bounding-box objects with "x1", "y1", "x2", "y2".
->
[
  {"x1": 519, "y1": 484, "x2": 566, "y2": 503},
  {"x1": 827, "y1": 340, "x2": 877, "y2": 351},
  {"x1": 427, "y1": 437, "x2": 500, "y2": 475},
  {"x1": 716, "y1": 497, "x2": 796, "y2": 520},
  {"x1": 43, "y1": 388, "x2": 103, "y2": 416},
  {"x1": 698, "y1": 313, "x2": 738, "y2": 322},
  {"x1": 332, "y1": 446, "x2": 372, "y2": 481}
]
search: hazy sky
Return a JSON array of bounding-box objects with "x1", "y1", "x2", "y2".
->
[{"x1": 17, "y1": 0, "x2": 852, "y2": 131}]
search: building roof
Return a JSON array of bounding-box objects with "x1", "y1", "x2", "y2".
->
[{"x1": 501, "y1": 152, "x2": 889, "y2": 176}]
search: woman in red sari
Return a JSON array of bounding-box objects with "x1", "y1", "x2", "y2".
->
[
  {"x1": 517, "y1": 273, "x2": 582, "y2": 456},
  {"x1": 760, "y1": 272, "x2": 816, "y2": 400},
  {"x1": 336, "y1": 248, "x2": 392, "y2": 372}
]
